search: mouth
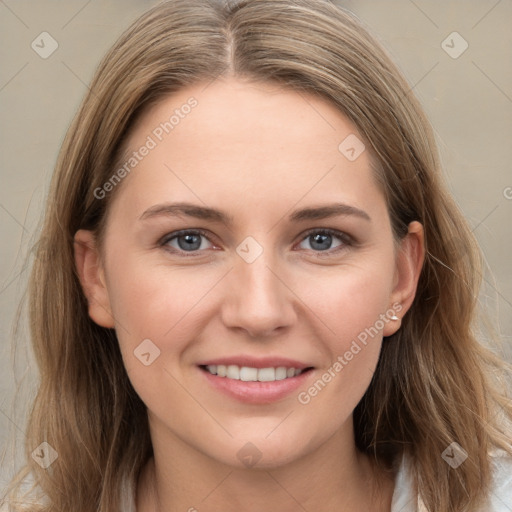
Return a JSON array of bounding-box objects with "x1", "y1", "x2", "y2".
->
[
  {"x1": 197, "y1": 359, "x2": 315, "y2": 404},
  {"x1": 200, "y1": 364, "x2": 311, "y2": 382}
]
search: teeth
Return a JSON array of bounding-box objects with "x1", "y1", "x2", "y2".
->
[
  {"x1": 226, "y1": 365, "x2": 239, "y2": 379},
  {"x1": 205, "y1": 364, "x2": 305, "y2": 382},
  {"x1": 239, "y1": 366, "x2": 258, "y2": 381},
  {"x1": 275, "y1": 367, "x2": 287, "y2": 380},
  {"x1": 258, "y1": 367, "x2": 275, "y2": 382}
]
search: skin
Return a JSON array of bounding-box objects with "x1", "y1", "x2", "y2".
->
[{"x1": 75, "y1": 76, "x2": 424, "y2": 511}]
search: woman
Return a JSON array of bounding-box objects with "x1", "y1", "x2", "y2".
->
[{"x1": 3, "y1": 0, "x2": 511, "y2": 511}]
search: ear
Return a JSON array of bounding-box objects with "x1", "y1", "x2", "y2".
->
[
  {"x1": 74, "y1": 229, "x2": 115, "y2": 328},
  {"x1": 383, "y1": 221, "x2": 425, "y2": 336}
]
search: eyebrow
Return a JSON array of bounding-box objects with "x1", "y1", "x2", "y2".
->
[{"x1": 139, "y1": 202, "x2": 371, "y2": 225}]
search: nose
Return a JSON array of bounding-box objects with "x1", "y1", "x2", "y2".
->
[{"x1": 220, "y1": 250, "x2": 297, "y2": 339}]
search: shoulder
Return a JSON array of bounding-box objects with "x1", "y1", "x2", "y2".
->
[
  {"x1": 483, "y1": 448, "x2": 512, "y2": 510},
  {"x1": 392, "y1": 448, "x2": 512, "y2": 512}
]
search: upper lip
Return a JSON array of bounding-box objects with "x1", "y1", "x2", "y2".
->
[{"x1": 197, "y1": 356, "x2": 313, "y2": 370}]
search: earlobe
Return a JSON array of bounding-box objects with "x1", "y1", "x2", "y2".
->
[
  {"x1": 383, "y1": 221, "x2": 425, "y2": 337},
  {"x1": 73, "y1": 229, "x2": 116, "y2": 328}
]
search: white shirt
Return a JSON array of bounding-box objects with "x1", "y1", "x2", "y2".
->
[{"x1": 120, "y1": 449, "x2": 512, "y2": 511}]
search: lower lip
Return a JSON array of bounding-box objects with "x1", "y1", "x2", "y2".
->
[{"x1": 199, "y1": 367, "x2": 314, "y2": 404}]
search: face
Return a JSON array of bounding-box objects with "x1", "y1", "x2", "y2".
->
[{"x1": 75, "y1": 76, "x2": 423, "y2": 469}]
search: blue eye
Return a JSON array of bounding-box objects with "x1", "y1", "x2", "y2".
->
[
  {"x1": 160, "y1": 228, "x2": 352, "y2": 257},
  {"x1": 161, "y1": 229, "x2": 213, "y2": 253},
  {"x1": 297, "y1": 229, "x2": 351, "y2": 254}
]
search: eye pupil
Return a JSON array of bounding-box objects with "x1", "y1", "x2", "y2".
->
[
  {"x1": 310, "y1": 233, "x2": 332, "y2": 251},
  {"x1": 178, "y1": 234, "x2": 202, "y2": 251},
  {"x1": 166, "y1": 229, "x2": 346, "y2": 256}
]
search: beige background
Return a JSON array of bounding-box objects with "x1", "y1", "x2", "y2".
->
[{"x1": 1, "y1": 0, "x2": 511, "y2": 490}]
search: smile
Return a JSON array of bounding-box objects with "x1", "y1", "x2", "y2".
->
[
  {"x1": 203, "y1": 364, "x2": 305, "y2": 382},
  {"x1": 198, "y1": 361, "x2": 314, "y2": 404}
]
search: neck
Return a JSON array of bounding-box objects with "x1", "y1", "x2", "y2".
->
[{"x1": 136, "y1": 422, "x2": 395, "y2": 512}]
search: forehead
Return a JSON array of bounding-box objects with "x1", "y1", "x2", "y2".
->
[
  {"x1": 108, "y1": 77, "x2": 383, "y2": 221},
  {"x1": 129, "y1": 77, "x2": 362, "y2": 160}
]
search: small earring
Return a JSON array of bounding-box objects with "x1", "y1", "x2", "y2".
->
[{"x1": 390, "y1": 314, "x2": 399, "y2": 321}]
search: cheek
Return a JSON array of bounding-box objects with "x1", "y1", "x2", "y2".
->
[
  {"x1": 295, "y1": 260, "x2": 394, "y2": 407},
  {"x1": 329, "y1": 279, "x2": 391, "y2": 351},
  {"x1": 306, "y1": 257, "x2": 395, "y2": 351},
  {"x1": 104, "y1": 256, "x2": 226, "y2": 397},
  {"x1": 106, "y1": 256, "x2": 217, "y2": 338},
  {"x1": 105, "y1": 261, "x2": 217, "y2": 411}
]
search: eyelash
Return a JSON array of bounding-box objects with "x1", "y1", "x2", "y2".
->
[{"x1": 159, "y1": 228, "x2": 355, "y2": 258}]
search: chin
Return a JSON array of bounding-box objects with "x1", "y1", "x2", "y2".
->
[{"x1": 217, "y1": 435, "x2": 311, "y2": 471}]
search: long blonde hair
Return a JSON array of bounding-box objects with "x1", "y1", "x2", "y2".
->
[{"x1": 3, "y1": 1, "x2": 511, "y2": 511}]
